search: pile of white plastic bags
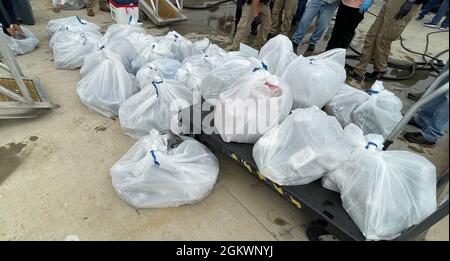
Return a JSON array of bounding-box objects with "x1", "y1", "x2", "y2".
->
[
  {"x1": 48, "y1": 16, "x2": 102, "y2": 69},
  {"x1": 325, "y1": 81, "x2": 403, "y2": 137},
  {"x1": 46, "y1": 16, "x2": 437, "y2": 240}
]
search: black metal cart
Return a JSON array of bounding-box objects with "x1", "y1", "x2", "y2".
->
[{"x1": 179, "y1": 67, "x2": 449, "y2": 241}]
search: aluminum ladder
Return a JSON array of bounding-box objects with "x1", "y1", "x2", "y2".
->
[
  {"x1": 139, "y1": 0, "x2": 187, "y2": 26},
  {"x1": 0, "y1": 28, "x2": 52, "y2": 119}
]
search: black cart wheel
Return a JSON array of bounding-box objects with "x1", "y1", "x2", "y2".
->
[{"x1": 307, "y1": 221, "x2": 339, "y2": 241}]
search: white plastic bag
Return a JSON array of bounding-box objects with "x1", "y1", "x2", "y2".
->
[
  {"x1": 77, "y1": 49, "x2": 138, "y2": 118},
  {"x1": 47, "y1": 16, "x2": 100, "y2": 36},
  {"x1": 52, "y1": 0, "x2": 85, "y2": 9},
  {"x1": 214, "y1": 69, "x2": 293, "y2": 143},
  {"x1": 51, "y1": 27, "x2": 102, "y2": 69},
  {"x1": 1, "y1": 27, "x2": 39, "y2": 56},
  {"x1": 102, "y1": 37, "x2": 138, "y2": 73},
  {"x1": 174, "y1": 54, "x2": 215, "y2": 91},
  {"x1": 353, "y1": 81, "x2": 403, "y2": 137},
  {"x1": 102, "y1": 23, "x2": 146, "y2": 41},
  {"x1": 282, "y1": 49, "x2": 346, "y2": 109},
  {"x1": 253, "y1": 107, "x2": 349, "y2": 185},
  {"x1": 162, "y1": 31, "x2": 193, "y2": 62},
  {"x1": 324, "y1": 84, "x2": 370, "y2": 127},
  {"x1": 80, "y1": 49, "x2": 104, "y2": 78},
  {"x1": 119, "y1": 76, "x2": 195, "y2": 139},
  {"x1": 200, "y1": 57, "x2": 264, "y2": 105},
  {"x1": 135, "y1": 63, "x2": 164, "y2": 90},
  {"x1": 131, "y1": 42, "x2": 175, "y2": 74},
  {"x1": 134, "y1": 59, "x2": 183, "y2": 90},
  {"x1": 150, "y1": 58, "x2": 182, "y2": 80},
  {"x1": 126, "y1": 32, "x2": 156, "y2": 53},
  {"x1": 258, "y1": 35, "x2": 297, "y2": 76},
  {"x1": 323, "y1": 124, "x2": 437, "y2": 240},
  {"x1": 192, "y1": 38, "x2": 226, "y2": 57},
  {"x1": 110, "y1": 130, "x2": 219, "y2": 208}
]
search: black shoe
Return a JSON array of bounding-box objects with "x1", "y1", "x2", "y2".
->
[
  {"x1": 416, "y1": 15, "x2": 424, "y2": 21},
  {"x1": 251, "y1": 24, "x2": 258, "y2": 35},
  {"x1": 365, "y1": 71, "x2": 385, "y2": 82},
  {"x1": 267, "y1": 33, "x2": 276, "y2": 41},
  {"x1": 407, "y1": 92, "x2": 423, "y2": 101},
  {"x1": 404, "y1": 132, "x2": 436, "y2": 145},
  {"x1": 307, "y1": 44, "x2": 315, "y2": 52},
  {"x1": 292, "y1": 41, "x2": 299, "y2": 50},
  {"x1": 347, "y1": 68, "x2": 364, "y2": 82},
  {"x1": 408, "y1": 118, "x2": 422, "y2": 129}
]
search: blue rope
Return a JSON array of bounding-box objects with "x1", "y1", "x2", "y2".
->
[
  {"x1": 366, "y1": 89, "x2": 379, "y2": 94},
  {"x1": 365, "y1": 141, "x2": 378, "y2": 149},
  {"x1": 253, "y1": 62, "x2": 269, "y2": 72},
  {"x1": 76, "y1": 16, "x2": 86, "y2": 25},
  {"x1": 150, "y1": 150, "x2": 160, "y2": 166},
  {"x1": 152, "y1": 80, "x2": 163, "y2": 98},
  {"x1": 261, "y1": 62, "x2": 268, "y2": 70}
]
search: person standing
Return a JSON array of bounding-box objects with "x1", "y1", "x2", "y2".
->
[
  {"x1": 405, "y1": 92, "x2": 449, "y2": 145},
  {"x1": 0, "y1": 0, "x2": 24, "y2": 37},
  {"x1": 268, "y1": 0, "x2": 298, "y2": 39},
  {"x1": 325, "y1": 0, "x2": 373, "y2": 50},
  {"x1": 291, "y1": 0, "x2": 340, "y2": 53},
  {"x1": 227, "y1": 0, "x2": 272, "y2": 51},
  {"x1": 292, "y1": 0, "x2": 308, "y2": 25},
  {"x1": 423, "y1": 0, "x2": 449, "y2": 30},
  {"x1": 86, "y1": 0, "x2": 110, "y2": 17},
  {"x1": 348, "y1": 0, "x2": 425, "y2": 82},
  {"x1": 416, "y1": 0, "x2": 443, "y2": 20}
]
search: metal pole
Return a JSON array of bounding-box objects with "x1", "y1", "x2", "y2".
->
[{"x1": 383, "y1": 67, "x2": 449, "y2": 150}]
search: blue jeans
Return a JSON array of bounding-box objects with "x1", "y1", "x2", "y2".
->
[
  {"x1": 292, "y1": 0, "x2": 339, "y2": 45},
  {"x1": 419, "y1": 0, "x2": 442, "y2": 18},
  {"x1": 431, "y1": 0, "x2": 449, "y2": 27},
  {"x1": 293, "y1": 0, "x2": 308, "y2": 22},
  {"x1": 414, "y1": 92, "x2": 449, "y2": 142}
]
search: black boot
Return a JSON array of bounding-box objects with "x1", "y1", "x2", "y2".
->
[
  {"x1": 404, "y1": 132, "x2": 436, "y2": 145},
  {"x1": 365, "y1": 71, "x2": 385, "y2": 82}
]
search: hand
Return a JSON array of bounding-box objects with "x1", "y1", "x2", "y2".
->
[
  {"x1": 5, "y1": 26, "x2": 15, "y2": 37},
  {"x1": 359, "y1": 0, "x2": 373, "y2": 14},
  {"x1": 251, "y1": 15, "x2": 262, "y2": 29},
  {"x1": 12, "y1": 24, "x2": 24, "y2": 36},
  {"x1": 394, "y1": 1, "x2": 414, "y2": 20}
]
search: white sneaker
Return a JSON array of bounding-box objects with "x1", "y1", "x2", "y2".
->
[
  {"x1": 440, "y1": 27, "x2": 449, "y2": 31},
  {"x1": 424, "y1": 22, "x2": 437, "y2": 28}
]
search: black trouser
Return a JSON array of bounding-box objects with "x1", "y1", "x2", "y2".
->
[
  {"x1": 0, "y1": 0, "x2": 17, "y2": 35},
  {"x1": 235, "y1": 0, "x2": 246, "y2": 32},
  {"x1": 326, "y1": 3, "x2": 364, "y2": 51}
]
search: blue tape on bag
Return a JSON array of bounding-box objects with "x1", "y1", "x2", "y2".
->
[
  {"x1": 365, "y1": 141, "x2": 378, "y2": 149},
  {"x1": 152, "y1": 80, "x2": 163, "y2": 98},
  {"x1": 150, "y1": 150, "x2": 160, "y2": 166},
  {"x1": 366, "y1": 89, "x2": 379, "y2": 94},
  {"x1": 76, "y1": 16, "x2": 86, "y2": 25}
]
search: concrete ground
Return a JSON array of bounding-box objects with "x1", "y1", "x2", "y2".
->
[{"x1": 0, "y1": 0, "x2": 448, "y2": 241}]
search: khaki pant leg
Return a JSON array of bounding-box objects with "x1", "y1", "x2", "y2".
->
[
  {"x1": 354, "y1": 1, "x2": 387, "y2": 77},
  {"x1": 373, "y1": 0, "x2": 421, "y2": 72},
  {"x1": 230, "y1": 4, "x2": 254, "y2": 50},
  {"x1": 271, "y1": 0, "x2": 285, "y2": 34},
  {"x1": 255, "y1": 4, "x2": 272, "y2": 48},
  {"x1": 85, "y1": 0, "x2": 95, "y2": 8},
  {"x1": 99, "y1": 0, "x2": 109, "y2": 7},
  {"x1": 281, "y1": 0, "x2": 297, "y2": 35}
]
